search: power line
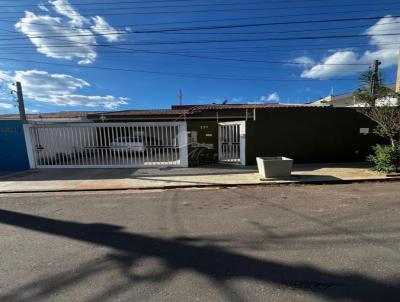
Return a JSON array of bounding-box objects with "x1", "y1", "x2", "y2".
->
[
  {"x1": 2, "y1": 41, "x2": 399, "y2": 55},
  {"x1": 2, "y1": 0, "x2": 399, "y2": 15},
  {"x1": 0, "y1": 54, "x2": 289, "y2": 71},
  {"x1": 0, "y1": 56, "x2": 357, "y2": 82},
  {"x1": 1, "y1": 31, "x2": 399, "y2": 49},
  {"x1": 1, "y1": 42, "x2": 399, "y2": 56},
  {"x1": 97, "y1": 46, "x2": 371, "y2": 66},
  {"x1": 3, "y1": 20, "x2": 400, "y2": 42},
  {"x1": 0, "y1": 38, "x2": 383, "y2": 67},
  {"x1": 0, "y1": 20, "x2": 386, "y2": 36},
  {"x1": 113, "y1": 41, "x2": 400, "y2": 53},
  {"x1": 155, "y1": 22, "x2": 400, "y2": 35},
  {"x1": 2, "y1": 6, "x2": 400, "y2": 21},
  {"x1": 0, "y1": 51, "x2": 289, "y2": 71},
  {"x1": 133, "y1": 39, "x2": 400, "y2": 50},
  {"x1": 9, "y1": 14, "x2": 400, "y2": 34},
  {"x1": 2, "y1": 8, "x2": 399, "y2": 36},
  {"x1": 97, "y1": 15, "x2": 400, "y2": 34},
  {"x1": 4, "y1": 15, "x2": 400, "y2": 41},
  {"x1": 0, "y1": 0, "x2": 381, "y2": 9}
]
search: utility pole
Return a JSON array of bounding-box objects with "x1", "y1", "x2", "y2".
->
[
  {"x1": 15, "y1": 81, "x2": 27, "y2": 122},
  {"x1": 177, "y1": 89, "x2": 183, "y2": 106},
  {"x1": 370, "y1": 59, "x2": 381, "y2": 98},
  {"x1": 396, "y1": 50, "x2": 400, "y2": 93}
]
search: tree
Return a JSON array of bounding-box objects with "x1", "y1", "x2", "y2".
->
[{"x1": 354, "y1": 71, "x2": 400, "y2": 147}]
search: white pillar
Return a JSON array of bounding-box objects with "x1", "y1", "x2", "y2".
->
[
  {"x1": 239, "y1": 121, "x2": 246, "y2": 166},
  {"x1": 23, "y1": 124, "x2": 36, "y2": 169},
  {"x1": 178, "y1": 122, "x2": 189, "y2": 167}
]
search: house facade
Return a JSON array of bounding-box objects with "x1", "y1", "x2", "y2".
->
[
  {"x1": 87, "y1": 104, "x2": 383, "y2": 166},
  {"x1": 1, "y1": 104, "x2": 384, "y2": 169}
]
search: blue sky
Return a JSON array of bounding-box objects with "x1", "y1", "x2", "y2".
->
[{"x1": 0, "y1": 0, "x2": 399, "y2": 114}]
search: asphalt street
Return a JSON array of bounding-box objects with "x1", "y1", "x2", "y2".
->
[{"x1": 0, "y1": 182, "x2": 399, "y2": 302}]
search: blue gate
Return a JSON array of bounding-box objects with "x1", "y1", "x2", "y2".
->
[{"x1": 0, "y1": 120, "x2": 29, "y2": 171}]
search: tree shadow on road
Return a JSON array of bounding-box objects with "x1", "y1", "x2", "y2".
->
[{"x1": 0, "y1": 209, "x2": 399, "y2": 301}]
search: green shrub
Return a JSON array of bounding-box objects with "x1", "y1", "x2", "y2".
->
[{"x1": 368, "y1": 144, "x2": 400, "y2": 173}]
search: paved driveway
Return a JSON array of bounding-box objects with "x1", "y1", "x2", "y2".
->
[{"x1": 0, "y1": 182, "x2": 399, "y2": 301}]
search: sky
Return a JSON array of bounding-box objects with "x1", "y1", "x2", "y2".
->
[{"x1": 0, "y1": 0, "x2": 399, "y2": 114}]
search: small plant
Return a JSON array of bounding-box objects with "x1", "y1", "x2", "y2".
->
[{"x1": 368, "y1": 144, "x2": 400, "y2": 173}]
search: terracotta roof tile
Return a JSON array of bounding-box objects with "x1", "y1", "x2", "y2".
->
[
  {"x1": 1, "y1": 104, "x2": 324, "y2": 120},
  {"x1": 88, "y1": 109, "x2": 189, "y2": 117},
  {"x1": 90, "y1": 104, "x2": 315, "y2": 117},
  {"x1": 170, "y1": 104, "x2": 312, "y2": 110}
]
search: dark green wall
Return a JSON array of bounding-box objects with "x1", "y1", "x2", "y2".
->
[
  {"x1": 245, "y1": 108, "x2": 385, "y2": 165},
  {"x1": 187, "y1": 121, "x2": 219, "y2": 166}
]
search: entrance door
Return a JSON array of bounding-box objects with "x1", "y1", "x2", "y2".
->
[{"x1": 218, "y1": 121, "x2": 246, "y2": 165}]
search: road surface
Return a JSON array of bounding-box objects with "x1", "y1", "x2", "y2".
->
[{"x1": 0, "y1": 182, "x2": 399, "y2": 301}]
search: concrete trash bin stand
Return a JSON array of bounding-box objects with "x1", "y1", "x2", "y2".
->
[{"x1": 256, "y1": 157, "x2": 293, "y2": 178}]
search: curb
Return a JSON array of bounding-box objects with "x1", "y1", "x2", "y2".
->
[{"x1": 0, "y1": 176, "x2": 399, "y2": 194}]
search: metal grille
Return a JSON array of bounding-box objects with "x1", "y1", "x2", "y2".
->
[
  {"x1": 218, "y1": 123, "x2": 241, "y2": 163},
  {"x1": 26, "y1": 122, "x2": 188, "y2": 168}
]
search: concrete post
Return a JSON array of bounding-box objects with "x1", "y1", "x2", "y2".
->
[
  {"x1": 16, "y1": 82, "x2": 27, "y2": 122},
  {"x1": 396, "y1": 50, "x2": 400, "y2": 93}
]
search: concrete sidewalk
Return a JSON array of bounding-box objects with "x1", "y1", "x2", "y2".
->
[{"x1": 0, "y1": 163, "x2": 397, "y2": 193}]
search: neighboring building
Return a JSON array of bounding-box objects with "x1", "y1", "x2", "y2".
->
[
  {"x1": 310, "y1": 92, "x2": 356, "y2": 107},
  {"x1": 310, "y1": 85, "x2": 398, "y2": 107},
  {"x1": 0, "y1": 111, "x2": 99, "y2": 123}
]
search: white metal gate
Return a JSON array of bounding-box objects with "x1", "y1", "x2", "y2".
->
[
  {"x1": 218, "y1": 121, "x2": 246, "y2": 165},
  {"x1": 24, "y1": 122, "x2": 188, "y2": 168}
]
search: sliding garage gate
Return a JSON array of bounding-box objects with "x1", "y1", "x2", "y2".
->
[{"x1": 24, "y1": 122, "x2": 188, "y2": 168}]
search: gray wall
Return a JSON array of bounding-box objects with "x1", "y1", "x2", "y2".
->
[{"x1": 245, "y1": 108, "x2": 385, "y2": 165}]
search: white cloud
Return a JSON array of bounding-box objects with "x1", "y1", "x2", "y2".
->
[
  {"x1": 15, "y1": 12, "x2": 97, "y2": 65},
  {"x1": 38, "y1": 3, "x2": 49, "y2": 12},
  {"x1": 14, "y1": 0, "x2": 120, "y2": 64},
  {"x1": 300, "y1": 16, "x2": 400, "y2": 79},
  {"x1": 231, "y1": 97, "x2": 243, "y2": 103},
  {"x1": 91, "y1": 16, "x2": 122, "y2": 42},
  {"x1": 26, "y1": 108, "x2": 40, "y2": 113},
  {"x1": 246, "y1": 101, "x2": 263, "y2": 104},
  {"x1": 292, "y1": 56, "x2": 315, "y2": 67},
  {"x1": 15, "y1": 69, "x2": 89, "y2": 95},
  {"x1": 0, "y1": 103, "x2": 13, "y2": 110},
  {"x1": 0, "y1": 70, "x2": 13, "y2": 82},
  {"x1": 0, "y1": 72, "x2": 15, "y2": 111},
  {"x1": 301, "y1": 51, "x2": 363, "y2": 79},
  {"x1": 1, "y1": 69, "x2": 128, "y2": 109},
  {"x1": 50, "y1": 0, "x2": 88, "y2": 27},
  {"x1": 47, "y1": 95, "x2": 128, "y2": 109},
  {"x1": 259, "y1": 92, "x2": 280, "y2": 102}
]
